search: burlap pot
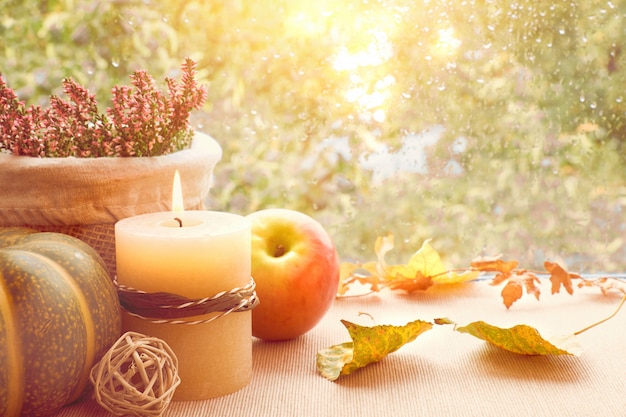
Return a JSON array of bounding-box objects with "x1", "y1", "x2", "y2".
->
[{"x1": 0, "y1": 132, "x2": 222, "y2": 277}]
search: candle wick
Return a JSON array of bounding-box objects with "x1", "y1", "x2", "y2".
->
[{"x1": 174, "y1": 217, "x2": 183, "y2": 227}]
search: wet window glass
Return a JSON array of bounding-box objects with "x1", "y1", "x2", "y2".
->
[{"x1": 3, "y1": 0, "x2": 625, "y2": 272}]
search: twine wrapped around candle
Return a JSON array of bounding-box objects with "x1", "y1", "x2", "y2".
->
[
  {"x1": 115, "y1": 277, "x2": 259, "y2": 325},
  {"x1": 89, "y1": 332, "x2": 180, "y2": 417}
]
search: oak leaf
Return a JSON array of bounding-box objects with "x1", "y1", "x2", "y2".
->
[
  {"x1": 544, "y1": 261, "x2": 578, "y2": 295},
  {"x1": 316, "y1": 319, "x2": 433, "y2": 381},
  {"x1": 500, "y1": 280, "x2": 523, "y2": 309},
  {"x1": 577, "y1": 277, "x2": 626, "y2": 296},
  {"x1": 476, "y1": 256, "x2": 520, "y2": 297},
  {"x1": 493, "y1": 270, "x2": 541, "y2": 309},
  {"x1": 455, "y1": 320, "x2": 581, "y2": 356}
]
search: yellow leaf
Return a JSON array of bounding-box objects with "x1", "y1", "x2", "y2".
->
[
  {"x1": 339, "y1": 234, "x2": 477, "y2": 295},
  {"x1": 433, "y1": 270, "x2": 480, "y2": 285},
  {"x1": 406, "y1": 239, "x2": 446, "y2": 277},
  {"x1": 316, "y1": 319, "x2": 433, "y2": 381},
  {"x1": 337, "y1": 261, "x2": 380, "y2": 295},
  {"x1": 373, "y1": 233, "x2": 395, "y2": 279},
  {"x1": 376, "y1": 237, "x2": 440, "y2": 291},
  {"x1": 456, "y1": 321, "x2": 581, "y2": 356},
  {"x1": 397, "y1": 239, "x2": 445, "y2": 279}
]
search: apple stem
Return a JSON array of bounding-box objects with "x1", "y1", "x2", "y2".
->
[{"x1": 274, "y1": 244, "x2": 286, "y2": 257}]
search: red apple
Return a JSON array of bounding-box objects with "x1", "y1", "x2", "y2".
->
[{"x1": 247, "y1": 208, "x2": 340, "y2": 341}]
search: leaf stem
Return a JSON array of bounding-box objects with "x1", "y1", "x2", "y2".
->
[
  {"x1": 574, "y1": 294, "x2": 626, "y2": 336},
  {"x1": 335, "y1": 290, "x2": 377, "y2": 299}
]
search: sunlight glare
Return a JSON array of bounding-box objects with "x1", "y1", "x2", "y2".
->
[
  {"x1": 332, "y1": 30, "x2": 392, "y2": 71},
  {"x1": 284, "y1": 10, "x2": 332, "y2": 37},
  {"x1": 283, "y1": 3, "x2": 397, "y2": 117},
  {"x1": 434, "y1": 27, "x2": 462, "y2": 55}
]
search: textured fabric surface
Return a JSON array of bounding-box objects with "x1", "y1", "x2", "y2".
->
[
  {"x1": 52, "y1": 280, "x2": 626, "y2": 417},
  {"x1": 0, "y1": 132, "x2": 221, "y2": 227}
]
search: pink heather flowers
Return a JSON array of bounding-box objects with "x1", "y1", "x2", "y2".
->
[{"x1": 0, "y1": 58, "x2": 207, "y2": 157}]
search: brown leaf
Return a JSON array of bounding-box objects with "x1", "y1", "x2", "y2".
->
[
  {"x1": 337, "y1": 260, "x2": 382, "y2": 296},
  {"x1": 501, "y1": 280, "x2": 523, "y2": 309},
  {"x1": 578, "y1": 277, "x2": 626, "y2": 296},
  {"x1": 456, "y1": 321, "x2": 581, "y2": 356},
  {"x1": 544, "y1": 261, "x2": 574, "y2": 295},
  {"x1": 489, "y1": 271, "x2": 512, "y2": 286},
  {"x1": 433, "y1": 317, "x2": 456, "y2": 326},
  {"x1": 520, "y1": 271, "x2": 541, "y2": 301},
  {"x1": 471, "y1": 256, "x2": 519, "y2": 274},
  {"x1": 385, "y1": 271, "x2": 434, "y2": 293}
]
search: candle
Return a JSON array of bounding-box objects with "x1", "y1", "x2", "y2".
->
[{"x1": 115, "y1": 204, "x2": 252, "y2": 400}]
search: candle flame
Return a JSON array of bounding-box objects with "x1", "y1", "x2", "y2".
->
[{"x1": 172, "y1": 170, "x2": 184, "y2": 213}]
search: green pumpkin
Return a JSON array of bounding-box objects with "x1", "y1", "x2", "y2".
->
[{"x1": 0, "y1": 228, "x2": 121, "y2": 417}]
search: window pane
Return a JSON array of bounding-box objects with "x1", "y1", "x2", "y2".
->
[{"x1": 3, "y1": 0, "x2": 625, "y2": 272}]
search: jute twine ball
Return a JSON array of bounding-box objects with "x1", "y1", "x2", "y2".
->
[{"x1": 90, "y1": 331, "x2": 181, "y2": 417}]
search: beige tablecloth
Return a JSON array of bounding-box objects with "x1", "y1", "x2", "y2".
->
[{"x1": 52, "y1": 279, "x2": 626, "y2": 417}]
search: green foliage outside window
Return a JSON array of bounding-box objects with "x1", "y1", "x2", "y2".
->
[{"x1": 2, "y1": 0, "x2": 625, "y2": 271}]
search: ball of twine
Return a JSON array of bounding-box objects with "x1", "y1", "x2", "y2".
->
[{"x1": 90, "y1": 332, "x2": 181, "y2": 417}]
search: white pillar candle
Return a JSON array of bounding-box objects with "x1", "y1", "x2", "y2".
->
[{"x1": 115, "y1": 210, "x2": 252, "y2": 400}]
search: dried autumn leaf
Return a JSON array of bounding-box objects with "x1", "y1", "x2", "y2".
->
[
  {"x1": 471, "y1": 256, "x2": 519, "y2": 274},
  {"x1": 337, "y1": 261, "x2": 379, "y2": 295},
  {"x1": 384, "y1": 271, "x2": 433, "y2": 292},
  {"x1": 402, "y1": 239, "x2": 446, "y2": 278},
  {"x1": 522, "y1": 272, "x2": 541, "y2": 300},
  {"x1": 316, "y1": 319, "x2": 433, "y2": 381},
  {"x1": 493, "y1": 270, "x2": 541, "y2": 309},
  {"x1": 373, "y1": 233, "x2": 395, "y2": 277},
  {"x1": 373, "y1": 234, "x2": 436, "y2": 292},
  {"x1": 578, "y1": 277, "x2": 626, "y2": 296},
  {"x1": 378, "y1": 236, "x2": 478, "y2": 291},
  {"x1": 544, "y1": 261, "x2": 576, "y2": 295},
  {"x1": 489, "y1": 271, "x2": 513, "y2": 286},
  {"x1": 433, "y1": 270, "x2": 480, "y2": 285},
  {"x1": 500, "y1": 280, "x2": 523, "y2": 309},
  {"x1": 455, "y1": 321, "x2": 581, "y2": 356},
  {"x1": 339, "y1": 234, "x2": 480, "y2": 296},
  {"x1": 433, "y1": 317, "x2": 455, "y2": 325}
]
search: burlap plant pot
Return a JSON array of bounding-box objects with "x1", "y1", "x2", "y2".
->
[{"x1": 0, "y1": 132, "x2": 222, "y2": 277}]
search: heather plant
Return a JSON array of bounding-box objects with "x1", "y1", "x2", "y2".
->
[{"x1": 0, "y1": 58, "x2": 206, "y2": 158}]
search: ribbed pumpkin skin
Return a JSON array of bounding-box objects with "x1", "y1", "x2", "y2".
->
[{"x1": 0, "y1": 228, "x2": 121, "y2": 417}]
